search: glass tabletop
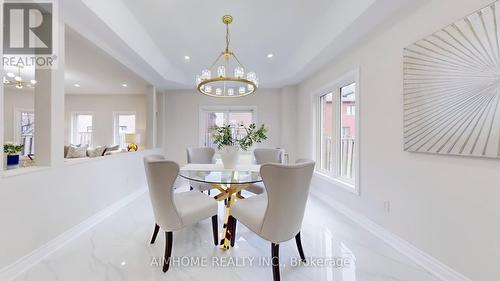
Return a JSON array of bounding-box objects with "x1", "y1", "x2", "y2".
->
[{"x1": 179, "y1": 164, "x2": 262, "y2": 185}]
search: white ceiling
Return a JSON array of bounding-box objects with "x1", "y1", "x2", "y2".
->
[
  {"x1": 119, "y1": 0, "x2": 335, "y2": 88},
  {"x1": 2, "y1": 27, "x2": 149, "y2": 95},
  {"x1": 62, "y1": 0, "x2": 425, "y2": 90},
  {"x1": 65, "y1": 28, "x2": 149, "y2": 95}
]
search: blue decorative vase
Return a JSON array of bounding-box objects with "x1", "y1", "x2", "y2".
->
[{"x1": 6, "y1": 155, "x2": 20, "y2": 170}]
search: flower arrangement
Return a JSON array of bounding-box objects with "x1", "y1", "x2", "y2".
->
[
  {"x1": 212, "y1": 123, "x2": 268, "y2": 151},
  {"x1": 4, "y1": 142, "x2": 23, "y2": 155}
]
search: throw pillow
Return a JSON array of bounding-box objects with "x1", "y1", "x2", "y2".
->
[
  {"x1": 66, "y1": 145, "x2": 88, "y2": 159},
  {"x1": 64, "y1": 144, "x2": 81, "y2": 158},
  {"x1": 106, "y1": 144, "x2": 120, "y2": 151},
  {"x1": 103, "y1": 144, "x2": 120, "y2": 155},
  {"x1": 87, "y1": 146, "x2": 107, "y2": 158}
]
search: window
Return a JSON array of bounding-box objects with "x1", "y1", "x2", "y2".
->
[
  {"x1": 340, "y1": 83, "x2": 356, "y2": 179},
  {"x1": 15, "y1": 110, "x2": 35, "y2": 156},
  {"x1": 71, "y1": 113, "x2": 93, "y2": 146},
  {"x1": 341, "y1": 127, "x2": 351, "y2": 138},
  {"x1": 114, "y1": 113, "x2": 136, "y2": 149},
  {"x1": 346, "y1": 105, "x2": 355, "y2": 116},
  {"x1": 319, "y1": 93, "x2": 333, "y2": 172},
  {"x1": 316, "y1": 77, "x2": 358, "y2": 189},
  {"x1": 200, "y1": 107, "x2": 255, "y2": 149}
]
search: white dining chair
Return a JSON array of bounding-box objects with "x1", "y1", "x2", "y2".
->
[
  {"x1": 186, "y1": 147, "x2": 216, "y2": 194},
  {"x1": 144, "y1": 155, "x2": 219, "y2": 273},
  {"x1": 246, "y1": 148, "x2": 284, "y2": 195},
  {"x1": 229, "y1": 159, "x2": 315, "y2": 281},
  {"x1": 253, "y1": 148, "x2": 283, "y2": 164}
]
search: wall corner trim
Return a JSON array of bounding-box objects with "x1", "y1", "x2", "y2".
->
[
  {"x1": 0, "y1": 188, "x2": 147, "y2": 281},
  {"x1": 311, "y1": 178, "x2": 472, "y2": 281}
]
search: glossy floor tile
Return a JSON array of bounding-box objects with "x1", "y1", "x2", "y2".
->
[{"x1": 14, "y1": 183, "x2": 440, "y2": 281}]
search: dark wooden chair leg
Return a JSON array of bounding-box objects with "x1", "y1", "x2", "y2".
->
[
  {"x1": 150, "y1": 224, "x2": 160, "y2": 244},
  {"x1": 230, "y1": 216, "x2": 237, "y2": 247},
  {"x1": 163, "y1": 232, "x2": 173, "y2": 273},
  {"x1": 223, "y1": 216, "x2": 233, "y2": 246},
  {"x1": 208, "y1": 189, "x2": 211, "y2": 196},
  {"x1": 211, "y1": 215, "x2": 218, "y2": 246},
  {"x1": 295, "y1": 232, "x2": 306, "y2": 262},
  {"x1": 271, "y1": 243, "x2": 281, "y2": 281}
]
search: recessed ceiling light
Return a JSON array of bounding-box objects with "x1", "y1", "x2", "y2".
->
[
  {"x1": 122, "y1": 83, "x2": 128, "y2": 87},
  {"x1": 184, "y1": 55, "x2": 191, "y2": 60},
  {"x1": 74, "y1": 83, "x2": 81, "y2": 88},
  {"x1": 30, "y1": 79, "x2": 37, "y2": 85},
  {"x1": 266, "y1": 53, "x2": 274, "y2": 59}
]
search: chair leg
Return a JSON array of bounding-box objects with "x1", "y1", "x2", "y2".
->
[
  {"x1": 295, "y1": 232, "x2": 306, "y2": 262},
  {"x1": 163, "y1": 232, "x2": 173, "y2": 273},
  {"x1": 230, "y1": 216, "x2": 237, "y2": 247},
  {"x1": 208, "y1": 189, "x2": 211, "y2": 196},
  {"x1": 271, "y1": 243, "x2": 281, "y2": 281},
  {"x1": 150, "y1": 224, "x2": 160, "y2": 244},
  {"x1": 211, "y1": 215, "x2": 218, "y2": 246},
  {"x1": 190, "y1": 186, "x2": 193, "y2": 191}
]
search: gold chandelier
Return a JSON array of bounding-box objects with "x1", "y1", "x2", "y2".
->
[
  {"x1": 196, "y1": 15, "x2": 258, "y2": 97},
  {"x1": 3, "y1": 64, "x2": 37, "y2": 89}
]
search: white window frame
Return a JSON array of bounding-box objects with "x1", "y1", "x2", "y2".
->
[
  {"x1": 13, "y1": 108, "x2": 34, "y2": 143},
  {"x1": 70, "y1": 111, "x2": 94, "y2": 146},
  {"x1": 113, "y1": 111, "x2": 137, "y2": 147},
  {"x1": 313, "y1": 69, "x2": 360, "y2": 195},
  {"x1": 198, "y1": 106, "x2": 258, "y2": 147}
]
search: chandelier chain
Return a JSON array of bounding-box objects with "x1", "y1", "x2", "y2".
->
[
  {"x1": 196, "y1": 15, "x2": 258, "y2": 98},
  {"x1": 225, "y1": 23, "x2": 230, "y2": 52}
]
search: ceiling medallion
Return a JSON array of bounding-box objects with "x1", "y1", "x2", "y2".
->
[{"x1": 196, "y1": 15, "x2": 258, "y2": 98}]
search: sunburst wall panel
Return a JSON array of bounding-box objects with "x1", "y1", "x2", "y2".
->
[{"x1": 403, "y1": 1, "x2": 500, "y2": 158}]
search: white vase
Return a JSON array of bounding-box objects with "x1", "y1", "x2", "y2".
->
[{"x1": 219, "y1": 145, "x2": 240, "y2": 169}]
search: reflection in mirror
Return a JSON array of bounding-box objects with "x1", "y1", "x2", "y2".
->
[
  {"x1": 322, "y1": 228, "x2": 357, "y2": 281},
  {"x1": 3, "y1": 68, "x2": 36, "y2": 170}
]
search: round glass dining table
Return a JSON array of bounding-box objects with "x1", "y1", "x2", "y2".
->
[{"x1": 179, "y1": 164, "x2": 262, "y2": 250}]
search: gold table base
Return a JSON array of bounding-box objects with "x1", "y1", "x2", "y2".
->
[{"x1": 212, "y1": 183, "x2": 248, "y2": 250}]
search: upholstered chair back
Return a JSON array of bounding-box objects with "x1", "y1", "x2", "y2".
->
[
  {"x1": 144, "y1": 156, "x2": 182, "y2": 231},
  {"x1": 187, "y1": 147, "x2": 215, "y2": 164},
  {"x1": 259, "y1": 160, "x2": 315, "y2": 243},
  {"x1": 253, "y1": 148, "x2": 283, "y2": 164}
]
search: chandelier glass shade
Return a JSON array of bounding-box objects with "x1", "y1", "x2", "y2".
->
[{"x1": 196, "y1": 15, "x2": 258, "y2": 97}]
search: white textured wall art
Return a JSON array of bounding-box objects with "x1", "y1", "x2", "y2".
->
[{"x1": 403, "y1": 1, "x2": 500, "y2": 158}]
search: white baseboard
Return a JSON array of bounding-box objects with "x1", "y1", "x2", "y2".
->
[
  {"x1": 0, "y1": 188, "x2": 147, "y2": 281},
  {"x1": 311, "y1": 177, "x2": 471, "y2": 281}
]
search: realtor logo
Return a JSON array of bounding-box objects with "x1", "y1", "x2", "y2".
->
[{"x1": 3, "y1": 2, "x2": 53, "y2": 54}]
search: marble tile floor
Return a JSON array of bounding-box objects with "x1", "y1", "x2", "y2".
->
[{"x1": 14, "y1": 184, "x2": 440, "y2": 281}]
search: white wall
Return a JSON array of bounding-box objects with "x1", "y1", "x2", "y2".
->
[
  {"x1": 0, "y1": 150, "x2": 155, "y2": 269},
  {"x1": 65, "y1": 94, "x2": 147, "y2": 147},
  {"x1": 280, "y1": 86, "x2": 299, "y2": 162},
  {"x1": 296, "y1": 0, "x2": 500, "y2": 280},
  {"x1": 163, "y1": 89, "x2": 292, "y2": 163}
]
